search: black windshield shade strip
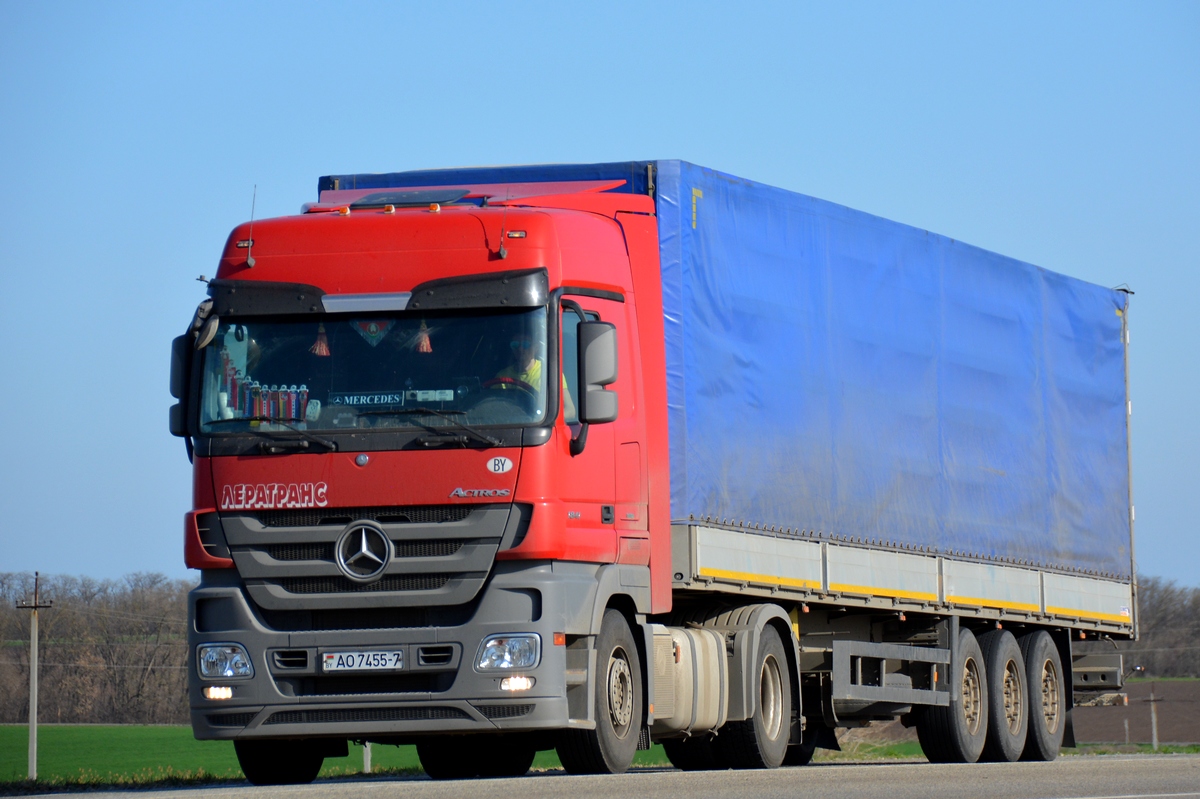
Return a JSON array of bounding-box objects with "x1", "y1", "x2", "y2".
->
[
  {"x1": 559, "y1": 286, "x2": 625, "y2": 303},
  {"x1": 207, "y1": 279, "x2": 327, "y2": 316},
  {"x1": 407, "y1": 268, "x2": 549, "y2": 311}
]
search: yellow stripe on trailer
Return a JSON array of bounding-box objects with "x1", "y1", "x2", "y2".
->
[{"x1": 698, "y1": 567, "x2": 820, "y2": 591}]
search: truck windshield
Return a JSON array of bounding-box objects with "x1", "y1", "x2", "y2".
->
[{"x1": 198, "y1": 307, "x2": 549, "y2": 434}]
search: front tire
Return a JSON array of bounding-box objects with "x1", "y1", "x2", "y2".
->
[
  {"x1": 915, "y1": 627, "x2": 989, "y2": 763},
  {"x1": 556, "y1": 609, "x2": 643, "y2": 774},
  {"x1": 234, "y1": 739, "x2": 324, "y2": 785},
  {"x1": 418, "y1": 737, "x2": 478, "y2": 780},
  {"x1": 978, "y1": 629, "x2": 1029, "y2": 762},
  {"x1": 1018, "y1": 630, "x2": 1065, "y2": 761}
]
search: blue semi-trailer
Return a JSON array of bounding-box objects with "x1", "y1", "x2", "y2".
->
[{"x1": 178, "y1": 161, "x2": 1133, "y2": 783}]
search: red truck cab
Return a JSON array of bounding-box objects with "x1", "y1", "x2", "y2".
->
[{"x1": 171, "y1": 182, "x2": 671, "y2": 781}]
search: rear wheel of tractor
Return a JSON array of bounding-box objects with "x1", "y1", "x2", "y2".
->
[
  {"x1": 915, "y1": 628, "x2": 989, "y2": 763},
  {"x1": 1018, "y1": 630, "x2": 1065, "y2": 761},
  {"x1": 662, "y1": 735, "x2": 729, "y2": 771},
  {"x1": 234, "y1": 739, "x2": 324, "y2": 785},
  {"x1": 716, "y1": 625, "x2": 792, "y2": 769},
  {"x1": 978, "y1": 629, "x2": 1029, "y2": 762},
  {"x1": 556, "y1": 609, "x2": 643, "y2": 774},
  {"x1": 475, "y1": 735, "x2": 538, "y2": 777},
  {"x1": 781, "y1": 724, "x2": 821, "y2": 766},
  {"x1": 418, "y1": 738, "x2": 479, "y2": 779}
]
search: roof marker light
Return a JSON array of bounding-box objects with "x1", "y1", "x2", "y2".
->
[
  {"x1": 382, "y1": 205, "x2": 395, "y2": 214},
  {"x1": 337, "y1": 206, "x2": 351, "y2": 216},
  {"x1": 429, "y1": 203, "x2": 441, "y2": 213}
]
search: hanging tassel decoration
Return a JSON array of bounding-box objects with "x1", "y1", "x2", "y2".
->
[
  {"x1": 416, "y1": 320, "x2": 433, "y2": 353},
  {"x1": 310, "y1": 323, "x2": 330, "y2": 356}
]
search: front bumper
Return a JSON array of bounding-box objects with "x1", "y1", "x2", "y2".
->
[{"x1": 188, "y1": 560, "x2": 601, "y2": 740}]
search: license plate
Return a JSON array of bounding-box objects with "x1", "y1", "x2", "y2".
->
[{"x1": 322, "y1": 650, "x2": 404, "y2": 672}]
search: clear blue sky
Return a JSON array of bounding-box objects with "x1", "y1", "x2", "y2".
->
[{"x1": 1, "y1": 2, "x2": 1196, "y2": 586}]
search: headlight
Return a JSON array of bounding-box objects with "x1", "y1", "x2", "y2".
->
[
  {"x1": 197, "y1": 643, "x2": 254, "y2": 679},
  {"x1": 476, "y1": 634, "x2": 540, "y2": 671}
]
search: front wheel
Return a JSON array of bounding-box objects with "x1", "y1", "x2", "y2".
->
[
  {"x1": 234, "y1": 739, "x2": 324, "y2": 786},
  {"x1": 716, "y1": 625, "x2": 792, "y2": 768},
  {"x1": 556, "y1": 609, "x2": 643, "y2": 774}
]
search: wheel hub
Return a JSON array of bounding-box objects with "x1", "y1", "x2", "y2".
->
[
  {"x1": 1040, "y1": 658, "x2": 1061, "y2": 733},
  {"x1": 608, "y1": 647, "x2": 634, "y2": 733},
  {"x1": 962, "y1": 656, "x2": 982, "y2": 735},
  {"x1": 1002, "y1": 658, "x2": 1023, "y2": 733}
]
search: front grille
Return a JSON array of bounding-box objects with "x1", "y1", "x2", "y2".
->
[
  {"x1": 266, "y1": 539, "x2": 465, "y2": 562},
  {"x1": 208, "y1": 712, "x2": 256, "y2": 727},
  {"x1": 266, "y1": 706, "x2": 470, "y2": 725},
  {"x1": 258, "y1": 603, "x2": 476, "y2": 632},
  {"x1": 394, "y1": 539, "x2": 465, "y2": 558},
  {"x1": 269, "y1": 543, "x2": 332, "y2": 561},
  {"x1": 278, "y1": 574, "x2": 451, "y2": 594},
  {"x1": 254, "y1": 505, "x2": 474, "y2": 528},
  {"x1": 272, "y1": 650, "x2": 308, "y2": 669},
  {"x1": 278, "y1": 673, "x2": 453, "y2": 697},
  {"x1": 475, "y1": 704, "x2": 534, "y2": 719}
]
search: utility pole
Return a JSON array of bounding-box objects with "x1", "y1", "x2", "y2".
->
[{"x1": 17, "y1": 572, "x2": 52, "y2": 781}]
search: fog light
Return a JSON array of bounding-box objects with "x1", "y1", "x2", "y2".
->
[
  {"x1": 197, "y1": 643, "x2": 254, "y2": 679},
  {"x1": 203, "y1": 685, "x2": 233, "y2": 700},
  {"x1": 476, "y1": 634, "x2": 540, "y2": 671},
  {"x1": 500, "y1": 676, "x2": 535, "y2": 692}
]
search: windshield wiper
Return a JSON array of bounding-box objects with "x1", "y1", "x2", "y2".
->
[
  {"x1": 204, "y1": 417, "x2": 338, "y2": 452},
  {"x1": 357, "y1": 407, "x2": 500, "y2": 447}
]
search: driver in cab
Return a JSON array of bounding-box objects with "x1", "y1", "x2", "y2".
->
[{"x1": 493, "y1": 332, "x2": 576, "y2": 421}]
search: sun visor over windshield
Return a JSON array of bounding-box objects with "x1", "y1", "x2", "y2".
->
[
  {"x1": 208, "y1": 279, "x2": 326, "y2": 316},
  {"x1": 407, "y1": 268, "x2": 549, "y2": 311}
]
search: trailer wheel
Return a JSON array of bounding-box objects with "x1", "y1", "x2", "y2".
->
[
  {"x1": 717, "y1": 625, "x2": 792, "y2": 769},
  {"x1": 663, "y1": 735, "x2": 728, "y2": 771},
  {"x1": 418, "y1": 738, "x2": 480, "y2": 779},
  {"x1": 234, "y1": 739, "x2": 324, "y2": 785},
  {"x1": 978, "y1": 629, "x2": 1029, "y2": 761},
  {"x1": 915, "y1": 627, "x2": 989, "y2": 763},
  {"x1": 556, "y1": 609, "x2": 643, "y2": 774},
  {"x1": 1017, "y1": 630, "x2": 1065, "y2": 761}
]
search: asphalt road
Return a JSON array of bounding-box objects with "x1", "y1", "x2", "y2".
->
[{"x1": 53, "y1": 755, "x2": 1200, "y2": 799}]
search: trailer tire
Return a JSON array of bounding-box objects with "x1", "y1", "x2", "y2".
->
[
  {"x1": 662, "y1": 735, "x2": 728, "y2": 771},
  {"x1": 556, "y1": 609, "x2": 643, "y2": 774},
  {"x1": 234, "y1": 739, "x2": 324, "y2": 785},
  {"x1": 418, "y1": 738, "x2": 479, "y2": 780},
  {"x1": 915, "y1": 627, "x2": 988, "y2": 763},
  {"x1": 1018, "y1": 630, "x2": 1065, "y2": 761},
  {"x1": 716, "y1": 625, "x2": 792, "y2": 769},
  {"x1": 977, "y1": 629, "x2": 1029, "y2": 762}
]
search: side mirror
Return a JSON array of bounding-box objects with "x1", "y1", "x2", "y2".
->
[
  {"x1": 578, "y1": 321, "x2": 618, "y2": 424},
  {"x1": 169, "y1": 403, "x2": 188, "y2": 437},
  {"x1": 170, "y1": 335, "x2": 190, "y2": 399}
]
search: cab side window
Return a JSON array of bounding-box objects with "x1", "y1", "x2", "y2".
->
[{"x1": 561, "y1": 308, "x2": 598, "y2": 424}]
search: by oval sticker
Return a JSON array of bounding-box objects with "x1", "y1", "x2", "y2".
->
[{"x1": 486, "y1": 456, "x2": 513, "y2": 475}]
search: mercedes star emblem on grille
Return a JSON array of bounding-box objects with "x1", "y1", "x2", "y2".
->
[{"x1": 335, "y1": 523, "x2": 391, "y2": 583}]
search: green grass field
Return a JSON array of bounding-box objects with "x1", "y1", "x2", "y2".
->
[
  {"x1": 3, "y1": 724, "x2": 1194, "y2": 792},
  {"x1": 0, "y1": 725, "x2": 672, "y2": 789}
]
